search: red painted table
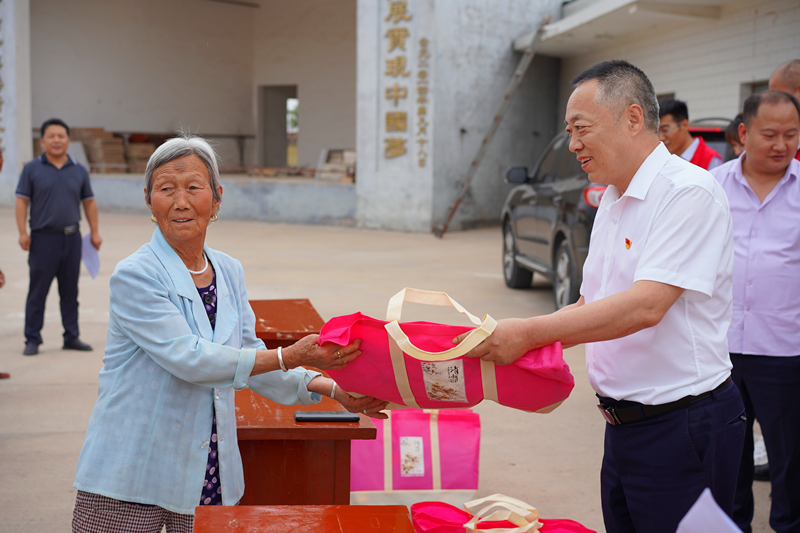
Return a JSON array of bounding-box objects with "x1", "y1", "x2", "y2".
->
[{"x1": 193, "y1": 505, "x2": 415, "y2": 533}]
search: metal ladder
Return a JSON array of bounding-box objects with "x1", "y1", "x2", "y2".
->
[{"x1": 435, "y1": 15, "x2": 551, "y2": 238}]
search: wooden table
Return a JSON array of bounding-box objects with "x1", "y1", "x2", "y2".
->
[
  {"x1": 236, "y1": 299, "x2": 376, "y2": 505},
  {"x1": 235, "y1": 391, "x2": 376, "y2": 505},
  {"x1": 193, "y1": 505, "x2": 415, "y2": 533},
  {"x1": 250, "y1": 299, "x2": 326, "y2": 349}
]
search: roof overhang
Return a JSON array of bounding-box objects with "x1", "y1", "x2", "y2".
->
[{"x1": 514, "y1": 0, "x2": 722, "y2": 58}]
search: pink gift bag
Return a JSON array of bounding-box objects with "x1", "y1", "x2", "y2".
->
[
  {"x1": 351, "y1": 409, "x2": 480, "y2": 505},
  {"x1": 410, "y1": 494, "x2": 597, "y2": 533},
  {"x1": 323, "y1": 288, "x2": 574, "y2": 412}
]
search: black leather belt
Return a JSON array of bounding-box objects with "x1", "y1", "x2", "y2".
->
[
  {"x1": 34, "y1": 225, "x2": 78, "y2": 235},
  {"x1": 597, "y1": 376, "x2": 732, "y2": 425}
]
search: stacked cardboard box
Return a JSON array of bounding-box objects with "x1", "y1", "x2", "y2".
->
[
  {"x1": 315, "y1": 149, "x2": 356, "y2": 183},
  {"x1": 71, "y1": 128, "x2": 127, "y2": 173},
  {"x1": 125, "y1": 143, "x2": 155, "y2": 174}
]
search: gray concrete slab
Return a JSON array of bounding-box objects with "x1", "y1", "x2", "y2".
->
[{"x1": 0, "y1": 207, "x2": 771, "y2": 532}]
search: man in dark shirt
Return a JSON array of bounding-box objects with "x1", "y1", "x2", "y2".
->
[{"x1": 15, "y1": 118, "x2": 102, "y2": 356}]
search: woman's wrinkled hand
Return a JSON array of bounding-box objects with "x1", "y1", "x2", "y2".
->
[
  {"x1": 335, "y1": 388, "x2": 389, "y2": 420},
  {"x1": 284, "y1": 335, "x2": 362, "y2": 371}
]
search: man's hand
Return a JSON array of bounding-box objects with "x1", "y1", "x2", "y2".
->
[
  {"x1": 454, "y1": 318, "x2": 536, "y2": 366},
  {"x1": 0, "y1": 269, "x2": 5, "y2": 289},
  {"x1": 19, "y1": 233, "x2": 31, "y2": 251},
  {"x1": 90, "y1": 232, "x2": 103, "y2": 251}
]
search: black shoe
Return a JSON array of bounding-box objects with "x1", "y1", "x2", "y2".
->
[
  {"x1": 754, "y1": 463, "x2": 770, "y2": 481},
  {"x1": 63, "y1": 339, "x2": 93, "y2": 351},
  {"x1": 23, "y1": 341, "x2": 39, "y2": 356}
]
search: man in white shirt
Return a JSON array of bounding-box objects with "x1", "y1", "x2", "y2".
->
[
  {"x1": 460, "y1": 60, "x2": 744, "y2": 533},
  {"x1": 658, "y1": 98, "x2": 724, "y2": 170}
]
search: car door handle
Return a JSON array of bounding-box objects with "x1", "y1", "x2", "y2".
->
[{"x1": 553, "y1": 195, "x2": 563, "y2": 207}]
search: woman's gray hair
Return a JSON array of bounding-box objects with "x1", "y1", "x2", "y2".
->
[{"x1": 144, "y1": 134, "x2": 222, "y2": 208}]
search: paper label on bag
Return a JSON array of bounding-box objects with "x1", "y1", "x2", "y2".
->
[
  {"x1": 399, "y1": 436, "x2": 424, "y2": 477},
  {"x1": 421, "y1": 359, "x2": 467, "y2": 402}
]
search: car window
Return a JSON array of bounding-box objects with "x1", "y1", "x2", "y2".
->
[
  {"x1": 533, "y1": 135, "x2": 565, "y2": 183},
  {"x1": 557, "y1": 144, "x2": 582, "y2": 179}
]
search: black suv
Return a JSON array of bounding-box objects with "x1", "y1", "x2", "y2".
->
[{"x1": 501, "y1": 132, "x2": 605, "y2": 309}]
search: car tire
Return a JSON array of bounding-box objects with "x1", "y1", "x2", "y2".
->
[
  {"x1": 503, "y1": 221, "x2": 533, "y2": 289},
  {"x1": 553, "y1": 241, "x2": 580, "y2": 310}
]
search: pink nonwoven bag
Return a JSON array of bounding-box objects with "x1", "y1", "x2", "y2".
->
[
  {"x1": 410, "y1": 495, "x2": 598, "y2": 533},
  {"x1": 323, "y1": 288, "x2": 574, "y2": 412},
  {"x1": 351, "y1": 409, "x2": 480, "y2": 503}
]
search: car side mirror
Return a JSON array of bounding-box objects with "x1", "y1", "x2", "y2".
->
[{"x1": 505, "y1": 166, "x2": 529, "y2": 184}]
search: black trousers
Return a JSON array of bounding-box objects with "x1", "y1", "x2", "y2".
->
[
  {"x1": 601, "y1": 381, "x2": 745, "y2": 533},
  {"x1": 731, "y1": 353, "x2": 800, "y2": 533},
  {"x1": 24, "y1": 231, "x2": 82, "y2": 345}
]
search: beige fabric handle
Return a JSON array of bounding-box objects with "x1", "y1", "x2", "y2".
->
[
  {"x1": 386, "y1": 288, "x2": 483, "y2": 325},
  {"x1": 463, "y1": 494, "x2": 543, "y2": 533},
  {"x1": 385, "y1": 316, "x2": 496, "y2": 362}
]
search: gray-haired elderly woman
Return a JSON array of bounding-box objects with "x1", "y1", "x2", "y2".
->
[{"x1": 72, "y1": 135, "x2": 387, "y2": 533}]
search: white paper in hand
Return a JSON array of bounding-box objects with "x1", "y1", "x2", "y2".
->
[
  {"x1": 81, "y1": 233, "x2": 100, "y2": 280},
  {"x1": 676, "y1": 488, "x2": 742, "y2": 533}
]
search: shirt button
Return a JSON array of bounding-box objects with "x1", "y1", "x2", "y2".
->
[
  {"x1": 747, "y1": 282, "x2": 752, "y2": 287},
  {"x1": 612, "y1": 219, "x2": 618, "y2": 225},
  {"x1": 219, "y1": 437, "x2": 224, "y2": 442},
  {"x1": 751, "y1": 256, "x2": 755, "y2": 260},
  {"x1": 201, "y1": 441, "x2": 209, "y2": 449}
]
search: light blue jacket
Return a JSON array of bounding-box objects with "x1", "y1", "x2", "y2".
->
[{"x1": 74, "y1": 228, "x2": 321, "y2": 514}]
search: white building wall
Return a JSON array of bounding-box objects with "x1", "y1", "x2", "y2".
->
[
  {"x1": 29, "y1": 0, "x2": 255, "y2": 166},
  {"x1": 557, "y1": 0, "x2": 800, "y2": 122},
  {"x1": 252, "y1": 0, "x2": 357, "y2": 168}
]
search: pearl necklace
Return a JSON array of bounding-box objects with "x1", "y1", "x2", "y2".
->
[{"x1": 187, "y1": 253, "x2": 209, "y2": 275}]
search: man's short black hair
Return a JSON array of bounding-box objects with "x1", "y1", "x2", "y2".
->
[
  {"x1": 658, "y1": 98, "x2": 689, "y2": 123},
  {"x1": 570, "y1": 59, "x2": 660, "y2": 133},
  {"x1": 725, "y1": 113, "x2": 743, "y2": 146},
  {"x1": 743, "y1": 90, "x2": 800, "y2": 127},
  {"x1": 41, "y1": 118, "x2": 70, "y2": 138}
]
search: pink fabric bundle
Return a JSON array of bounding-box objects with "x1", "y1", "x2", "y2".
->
[
  {"x1": 410, "y1": 497, "x2": 597, "y2": 533},
  {"x1": 323, "y1": 288, "x2": 574, "y2": 412}
]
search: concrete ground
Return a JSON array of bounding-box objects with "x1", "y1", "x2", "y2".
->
[{"x1": 0, "y1": 208, "x2": 771, "y2": 532}]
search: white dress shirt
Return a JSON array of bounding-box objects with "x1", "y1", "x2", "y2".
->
[{"x1": 581, "y1": 143, "x2": 734, "y2": 404}]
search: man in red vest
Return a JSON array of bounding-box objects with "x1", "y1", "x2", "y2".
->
[
  {"x1": 658, "y1": 98, "x2": 723, "y2": 170},
  {"x1": 769, "y1": 59, "x2": 800, "y2": 160}
]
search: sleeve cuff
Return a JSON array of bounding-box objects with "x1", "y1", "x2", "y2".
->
[
  {"x1": 634, "y1": 268, "x2": 713, "y2": 298},
  {"x1": 296, "y1": 369, "x2": 323, "y2": 404},
  {"x1": 233, "y1": 347, "x2": 257, "y2": 390}
]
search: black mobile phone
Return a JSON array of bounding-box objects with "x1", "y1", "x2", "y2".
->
[{"x1": 294, "y1": 411, "x2": 360, "y2": 423}]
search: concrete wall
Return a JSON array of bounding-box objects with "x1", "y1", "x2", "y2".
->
[
  {"x1": 253, "y1": 0, "x2": 357, "y2": 168},
  {"x1": 431, "y1": 0, "x2": 562, "y2": 231},
  {"x1": 28, "y1": 0, "x2": 255, "y2": 167},
  {"x1": 356, "y1": 0, "x2": 561, "y2": 232},
  {"x1": 0, "y1": 0, "x2": 34, "y2": 206},
  {"x1": 90, "y1": 174, "x2": 355, "y2": 226},
  {"x1": 556, "y1": 0, "x2": 800, "y2": 122}
]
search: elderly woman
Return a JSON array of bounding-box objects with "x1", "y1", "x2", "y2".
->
[{"x1": 72, "y1": 135, "x2": 386, "y2": 533}]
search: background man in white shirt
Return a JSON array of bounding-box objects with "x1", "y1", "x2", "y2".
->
[
  {"x1": 460, "y1": 60, "x2": 745, "y2": 533},
  {"x1": 658, "y1": 98, "x2": 724, "y2": 170}
]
